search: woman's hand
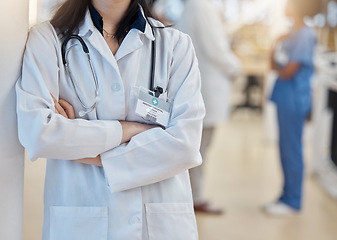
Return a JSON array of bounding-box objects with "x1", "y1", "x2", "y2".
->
[
  {"x1": 270, "y1": 34, "x2": 291, "y2": 71},
  {"x1": 51, "y1": 94, "x2": 75, "y2": 119},
  {"x1": 51, "y1": 94, "x2": 102, "y2": 166}
]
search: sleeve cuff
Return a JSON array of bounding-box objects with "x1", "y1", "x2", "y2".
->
[
  {"x1": 93, "y1": 120, "x2": 123, "y2": 151},
  {"x1": 104, "y1": 120, "x2": 122, "y2": 150},
  {"x1": 100, "y1": 143, "x2": 128, "y2": 191}
]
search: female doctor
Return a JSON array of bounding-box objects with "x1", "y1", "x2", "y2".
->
[{"x1": 16, "y1": 0, "x2": 205, "y2": 239}]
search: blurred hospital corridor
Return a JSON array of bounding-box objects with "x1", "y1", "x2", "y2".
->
[
  {"x1": 196, "y1": 113, "x2": 337, "y2": 240},
  {"x1": 23, "y1": 111, "x2": 337, "y2": 240}
]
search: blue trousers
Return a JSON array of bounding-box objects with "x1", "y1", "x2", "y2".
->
[{"x1": 276, "y1": 105, "x2": 308, "y2": 210}]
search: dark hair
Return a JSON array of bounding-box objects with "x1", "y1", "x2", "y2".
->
[{"x1": 51, "y1": 0, "x2": 154, "y2": 43}]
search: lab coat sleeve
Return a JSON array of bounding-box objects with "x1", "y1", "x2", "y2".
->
[
  {"x1": 16, "y1": 23, "x2": 123, "y2": 161},
  {"x1": 100, "y1": 33, "x2": 205, "y2": 193},
  {"x1": 197, "y1": 2, "x2": 241, "y2": 78}
]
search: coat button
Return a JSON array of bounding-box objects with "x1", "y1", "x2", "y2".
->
[
  {"x1": 128, "y1": 216, "x2": 141, "y2": 225},
  {"x1": 111, "y1": 83, "x2": 121, "y2": 91}
]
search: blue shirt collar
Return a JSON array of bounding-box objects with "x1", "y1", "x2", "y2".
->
[{"x1": 89, "y1": 5, "x2": 146, "y2": 36}]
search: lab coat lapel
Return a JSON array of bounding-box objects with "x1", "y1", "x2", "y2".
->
[
  {"x1": 115, "y1": 30, "x2": 143, "y2": 61},
  {"x1": 88, "y1": 31, "x2": 118, "y2": 68},
  {"x1": 78, "y1": 8, "x2": 155, "y2": 68},
  {"x1": 79, "y1": 10, "x2": 119, "y2": 70},
  {"x1": 114, "y1": 6, "x2": 155, "y2": 61}
]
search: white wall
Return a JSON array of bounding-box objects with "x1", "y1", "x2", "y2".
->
[{"x1": 0, "y1": 1, "x2": 28, "y2": 240}]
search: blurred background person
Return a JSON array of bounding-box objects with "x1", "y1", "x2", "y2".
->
[
  {"x1": 151, "y1": 0, "x2": 185, "y2": 25},
  {"x1": 176, "y1": 0, "x2": 241, "y2": 214},
  {"x1": 264, "y1": 0, "x2": 319, "y2": 215}
]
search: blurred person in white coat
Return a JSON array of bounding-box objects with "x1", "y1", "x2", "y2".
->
[
  {"x1": 176, "y1": 0, "x2": 241, "y2": 214},
  {"x1": 151, "y1": 0, "x2": 185, "y2": 24}
]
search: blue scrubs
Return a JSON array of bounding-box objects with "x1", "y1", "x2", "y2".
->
[{"x1": 270, "y1": 26, "x2": 316, "y2": 210}]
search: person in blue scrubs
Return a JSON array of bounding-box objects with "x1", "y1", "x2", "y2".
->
[{"x1": 265, "y1": 0, "x2": 318, "y2": 215}]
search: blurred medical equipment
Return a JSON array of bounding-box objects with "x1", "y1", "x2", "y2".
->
[{"x1": 313, "y1": 51, "x2": 337, "y2": 199}]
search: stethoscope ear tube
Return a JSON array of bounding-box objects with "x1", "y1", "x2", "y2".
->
[{"x1": 62, "y1": 35, "x2": 89, "y2": 65}]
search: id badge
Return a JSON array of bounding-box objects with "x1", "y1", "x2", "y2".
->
[{"x1": 135, "y1": 88, "x2": 171, "y2": 127}]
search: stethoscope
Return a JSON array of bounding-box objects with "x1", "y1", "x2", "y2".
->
[{"x1": 61, "y1": 26, "x2": 162, "y2": 117}]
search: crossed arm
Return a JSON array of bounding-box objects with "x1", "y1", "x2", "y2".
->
[
  {"x1": 51, "y1": 94, "x2": 159, "y2": 167},
  {"x1": 271, "y1": 58, "x2": 300, "y2": 79},
  {"x1": 270, "y1": 35, "x2": 300, "y2": 80}
]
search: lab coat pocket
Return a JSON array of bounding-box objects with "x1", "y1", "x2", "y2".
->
[
  {"x1": 145, "y1": 203, "x2": 198, "y2": 240},
  {"x1": 49, "y1": 206, "x2": 108, "y2": 240}
]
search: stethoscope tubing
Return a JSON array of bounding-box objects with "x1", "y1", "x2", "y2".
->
[
  {"x1": 61, "y1": 25, "x2": 158, "y2": 116},
  {"x1": 63, "y1": 41, "x2": 100, "y2": 116}
]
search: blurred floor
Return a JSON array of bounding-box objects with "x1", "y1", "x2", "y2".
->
[
  {"x1": 197, "y1": 112, "x2": 337, "y2": 240},
  {"x1": 23, "y1": 112, "x2": 337, "y2": 240}
]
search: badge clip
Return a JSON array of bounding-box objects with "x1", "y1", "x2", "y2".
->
[{"x1": 154, "y1": 86, "x2": 163, "y2": 98}]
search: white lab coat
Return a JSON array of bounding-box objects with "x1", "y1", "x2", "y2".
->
[
  {"x1": 16, "y1": 9, "x2": 205, "y2": 240},
  {"x1": 176, "y1": 0, "x2": 241, "y2": 127}
]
